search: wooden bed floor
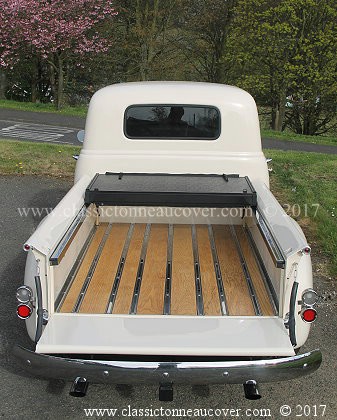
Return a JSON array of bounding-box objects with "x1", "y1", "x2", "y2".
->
[{"x1": 59, "y1": 223, "x2": 276, "y2": 316}]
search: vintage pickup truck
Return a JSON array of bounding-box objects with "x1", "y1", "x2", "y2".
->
[{"x1": 14, "y1": 82, "x2": 321, "y2": 400}]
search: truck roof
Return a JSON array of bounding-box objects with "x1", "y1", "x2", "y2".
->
[{"x1": 92, "y1": 81, "x2": 255, "y2": 105}]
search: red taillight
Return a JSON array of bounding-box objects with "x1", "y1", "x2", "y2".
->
[
  {"x1": 17, "y1": 304, "x2": 32, "y2": 319},
  {"x1": 23, "y1": 244, "x2": 30, "y2": 251},
  {"x1": 301, "y1": 308, "x2": 317, "y2": 323}
]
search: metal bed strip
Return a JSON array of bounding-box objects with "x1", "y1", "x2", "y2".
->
[
  {"x1": 191, "y1": 225, "x2": 205, "y2": 315},
  {"x1": 230, "y1": 225, "x2": 262, "y2": 316},
  {"x1": 105, "y1": 224, "x2": 135, "y2": 314},
  {"x1": 207, "y1": 225, "x2": 228, "y2": 316},
  {"x1": 163, "y1": 224, "x2": 173, "y2": 315},
  {"x1": 129, "y1": 224, "x2": 152, "y2": 314}
]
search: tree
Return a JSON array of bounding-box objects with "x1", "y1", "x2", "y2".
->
[
  {"x1": 231, "y1": 0, "x2": 337, "y2": 133},
  {"x1": 0, "y1": 0, "x2": 117, "y2": 109},
  {"x1": 113, "y1": 0, "x2": 182, "y2": 81},
  {"x1": 284, "y1": 0, "x2": 337, "y2": 135},
  {"x1": 177, "y1": 0, "x2": 237, "y2": 83}
]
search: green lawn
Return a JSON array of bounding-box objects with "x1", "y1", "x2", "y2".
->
[
  {"x1": 0, "y1": 139, "x2": 80, "y2": 178},
  {"x1": 0, "y1": 99, "x2": 87, "y2": 117},
  {"x1": 268, "y1": 149, "x2": 337, "y2": 276},
  {"x1": 261, "y1": 129, "x2": 337, "y2": 147}
]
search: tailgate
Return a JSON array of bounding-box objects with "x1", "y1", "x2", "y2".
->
[{"x1": 37, "y1": 314, "x2": 294, "y2": 357}]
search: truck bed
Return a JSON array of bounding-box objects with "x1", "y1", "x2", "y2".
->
[{"x1": 58, "y1": 223, "x2": 276, "y2": 316}]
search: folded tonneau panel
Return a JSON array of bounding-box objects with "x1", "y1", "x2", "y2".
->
[
  {"x1": 84, "y1": 173, "x2": 257, "y2": 208},
  {"x1": 37, "y1": 314, "x2": 294, "y2": 357}
]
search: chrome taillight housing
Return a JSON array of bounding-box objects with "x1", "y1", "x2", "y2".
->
[
  {"x1": 17, "y1": 303, "x2": 33, "y2": 319},
  {"x1": 300, "y1": 307, "x2": 317, "y2": 323},
  {"x1": 16, "y1": 286, "x2": 33, "y2": 319},
  {"x1": 301, "y1": 288, "x2": 318, "y2": 307},
  {"x1": 16, "y1": 286, "x2": 33, "y2": 303},
  {"x1": 300, "y1": 288, "x2": 318, "y2": 323}
]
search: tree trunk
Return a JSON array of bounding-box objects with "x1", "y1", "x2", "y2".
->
[
  {"x1": 0, "y1": 70, "x2": 7, "y2": 100},
  {"x1": 31, "y1": 60, "x2": 38, "y2": 103},
  {"x1": 271, "y1": 94, "x2": 286, "y2": 131},
  {"x1": 56, "y1": 56, "x2": 64, "y2": 110},
  {"x1": 49, "y1": 62, "x2": 57, "y2": 104}
]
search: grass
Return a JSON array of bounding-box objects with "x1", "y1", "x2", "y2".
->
[
  {"x1": 261, "y1": 129, "x2": 337, "y2": 147},
  {"x1": 0, "y1": 99, "x2": 87, "y2": 117},
  {"x1": 268, "y1": 150, "x2": 337, "y2": 277},
  {"x1": 0, "y1": 139, "x2": 80, "y2": 178}
]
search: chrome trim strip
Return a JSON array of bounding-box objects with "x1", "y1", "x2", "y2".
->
[
  {"x1": 129, "y1": 224, "x2": 152, "y2": 315},
  {"x1": 73, "y1": 223, "x2": 113, "y2": 313},
  {"x1": 50, "y1": 206, "x2": 86, "y2": 266},
  {"x1": 106, "y1": 224, "x2": 135, "y2": 314},
  {"x1": 191, "y1": 225, "x2": 204, "y2": 315},
  {"x1": 230, "y1": 225, "x2": 262, "y2": 316},
  {"x1": 163, "y1": 224, "x2": 173, "y2": 315},
  {"x1": 245, "y1": 226, "x2": 279, "y2": 313},
  {"x1": 13, "y1": 346, "x2": 322, "y2": 385},
  {"x1": 207, "y1": 225, "x2": 228, "y2": 315},
  {"x1": 55, "y1": 226, "x2": 96, "y2": 312},
  {"x1": 255, "y1": 209, "x2": 285, "y2": 269}
]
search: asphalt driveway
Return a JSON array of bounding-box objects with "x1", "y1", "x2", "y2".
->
[{"x1": 0, "y1": 175, "x2": 336, "y2": 419}]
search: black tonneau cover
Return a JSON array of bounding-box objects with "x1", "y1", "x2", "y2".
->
[{"x1": 85, "y1": 173, "x2": 257, "y2": 208}]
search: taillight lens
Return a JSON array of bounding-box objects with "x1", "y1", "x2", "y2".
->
[
  {"x1": 301, "y1": 308, "x2": 317, "y2": 323},
  {"x1": 302, "y1": 288, "x2": 318, "y2": 306},
  {"x1": 17, "y1": 304, "x2": 33, "y2": 319},
  {"x1": 16, "y1": 286, "x2": 33, "y2": 303}
]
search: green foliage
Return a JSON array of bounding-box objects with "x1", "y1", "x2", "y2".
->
[
  {"x1": 176, "y1": 0, "x2": 237, "y2": 82},
  {"x1": 230, "y1": 0, "x2": 337, "y2": 134}
]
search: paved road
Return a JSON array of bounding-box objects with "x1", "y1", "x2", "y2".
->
[
  {"x1": 0, "y1": 175, "x2": 336, "y2": 419},
  {"x1": 1, "y1": 108, "x2": 337, "y2": 154},
  {"x1": 0, "y1": 109, "x2": 84, "y2": 145}
]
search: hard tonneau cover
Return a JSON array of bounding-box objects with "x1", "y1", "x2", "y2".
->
[{"x1": 85, "y1": 172, "x2": 257, "y2": 208}]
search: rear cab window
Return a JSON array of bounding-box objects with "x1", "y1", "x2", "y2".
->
[{"x1": 124, "y1": 105, "x2": 220, "y2": 140}]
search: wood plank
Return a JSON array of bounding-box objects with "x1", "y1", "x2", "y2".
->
[
  {"x1": 171, "y1": 225, "x2": 196, "y2": 315},
  {"x1": 60, "y1": 224, "x2": 107, "y2": 313},
  {"x1": 196, "y1": 225, "x2": 221, "y2": 315},
  {"x1": 213, "y1": 225, "x2": 255, "y2": 316},
  {"x1": 79, "y1": 224, "x2": 130, "y2": 313},
  {"x1": 112, "y1": 224, "x2": 146, "y2": 314},
  {"x1": 235, "y1": 226, "x2": 275, "y2": 316},
  {"x1": 137, "y1": 224, "x2": 168, "y2": 314}
]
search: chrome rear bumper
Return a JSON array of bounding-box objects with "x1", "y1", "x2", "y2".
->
[{"x1": 13, "y1": 346, "x2": 321, "y2": 385}]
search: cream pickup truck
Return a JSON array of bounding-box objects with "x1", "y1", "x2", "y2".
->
[{"x1": 14, "y1": 82, "x2": 321, "y2": 400}]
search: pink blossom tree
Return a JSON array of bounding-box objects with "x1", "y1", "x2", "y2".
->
[{"x1": 0, "y1": 0, "x2": 117, "y2": 108}]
